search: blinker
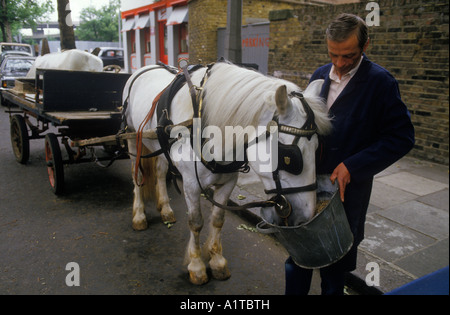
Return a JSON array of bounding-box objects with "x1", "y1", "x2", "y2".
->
[{"x1": 278, "y1": 142, "x2": 303, "y2": 175}]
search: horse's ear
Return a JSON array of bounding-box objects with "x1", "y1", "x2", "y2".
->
[
  {"x1": 275, "y1": 85, "x2": 289, "y2": 115},
  {"x1": 304, "y1": 79, "x2": 324, "y2": 97}
]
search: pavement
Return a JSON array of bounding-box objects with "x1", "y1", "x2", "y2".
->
[{"x1": 229, "y1": 155, "x2": 449, "y2": 295}]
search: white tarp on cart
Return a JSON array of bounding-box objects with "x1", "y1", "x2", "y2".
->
[{"x1": 27, "y1": 49, "x2": 103, "y2": 78}]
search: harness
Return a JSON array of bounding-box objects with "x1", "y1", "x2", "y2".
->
[
  {"x1": 123, "y1": 64, "x2": 200, "y2": 186},
  {"x1": 155, "y1": 64, "x2": 204, "y2": 181},
  {"x1": 184, "y1": 64, "x2": 319, "y2": 222},
  {"x1": 191, "y1": 64, "x2": 252, "y2": 174},
  {"x1": 127, "y1": 61, "x2": 319, "y2": 224}
]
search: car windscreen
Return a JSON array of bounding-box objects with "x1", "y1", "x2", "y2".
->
[{"x1": 3, "y1": 59, "x2": 34, "y2": 73}]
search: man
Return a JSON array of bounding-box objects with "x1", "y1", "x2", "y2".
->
[{"x1": 285, "y1": 13, "x2": 415, "y2": 295}]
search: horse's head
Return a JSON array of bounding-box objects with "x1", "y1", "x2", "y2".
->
[{"x1": 249, "y1": 80, "x2": 331, "y2": 226}]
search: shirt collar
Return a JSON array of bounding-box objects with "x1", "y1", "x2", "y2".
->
[{"x1": 329, "y1": 55, "x2": 364, "y2": 82}]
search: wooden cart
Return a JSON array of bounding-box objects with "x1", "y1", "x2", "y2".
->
[{"x1": 3, "y1": 69, "x2": 132, "y2": 194}]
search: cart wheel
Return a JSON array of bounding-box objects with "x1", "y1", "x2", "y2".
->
[
  {"x1": 10, "y1": 115, "x2": 30, "y2": 164},
  {"x1": 45, "y1": 133, "x2": 64, "y2": 195}
]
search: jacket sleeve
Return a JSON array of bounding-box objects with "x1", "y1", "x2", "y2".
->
[{"x1": 343, "y1": 78, "x2": 415, "y2": 182}]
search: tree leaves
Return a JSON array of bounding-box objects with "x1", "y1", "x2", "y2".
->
[
  {"x1": 76, "y1": 0, "x2": 120, "y2": 42},
  {"x1": 0, "y1": 0, "x2": 54, "y2": 41}
]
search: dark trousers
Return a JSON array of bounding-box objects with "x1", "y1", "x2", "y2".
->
[
  {"x1": 285, "y1": 244, "x2": 358, "y2": 295},
  {"x1": 285, "y1": 257, "x2": 345, "y2": 295},
  {"x1": 284, "y1": 179, "x2": 372, "y2": 295}
]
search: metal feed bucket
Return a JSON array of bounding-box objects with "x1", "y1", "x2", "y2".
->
[{"x1": 256, "y1": 176, "x2": 354, "y2": 269}]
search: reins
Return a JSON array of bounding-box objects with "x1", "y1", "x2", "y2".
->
[{"x1": 134, "y1": 87, "x2": 166, "y2": 186}]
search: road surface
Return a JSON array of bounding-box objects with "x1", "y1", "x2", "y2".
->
[{"x1": 0, "y1": 107, "x2": 292, "y2": 295}]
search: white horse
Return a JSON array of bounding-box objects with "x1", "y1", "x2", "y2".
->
[{"x1": 123, "y1": 62, "x2": 331, "y2": 285}]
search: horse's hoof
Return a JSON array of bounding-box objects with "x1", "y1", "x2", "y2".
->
[
  {"x1": 211, "y1": 267, "x2": 231, "y2": 281},
  {"x1": 189, "y1": 271, "x2": 209, "y2": 285},
  {"x1": 161, "y1": 211, "x2": 176, "y2": 224},
  {"x1": 188, "y1": 261, "x2": 209, "y2": 285},
  {"x1": 132, "y1": 219, "x2": 148, "y2": 231},
  {"x1": 210, "y1": 257, "x2": 231, "y2": 281}
]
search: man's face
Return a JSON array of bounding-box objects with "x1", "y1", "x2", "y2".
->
[{"x1": 327, "y1": 33, "x2": 368, "y2": 79}]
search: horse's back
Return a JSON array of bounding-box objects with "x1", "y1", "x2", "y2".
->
[{"x1": 124, "y1": 65, "x2": 176, "y2": 131}]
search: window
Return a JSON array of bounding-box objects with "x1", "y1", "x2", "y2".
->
[
  {"x1": 130, "y1": 32, "x2": 136, "y2": 53},
  {"x1": 144, "y1": 28, "x2": 151, "y2": 54},
  {"x1": 179, "y1": 23, "x2": 188, "y2": 54},
  {"x1": 1, "y1": 44, "x2": 32, "y2": 54}
]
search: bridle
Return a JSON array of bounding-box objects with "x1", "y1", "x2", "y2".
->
[{"x1": 258, "y1": 91, "x2": 319, "y2": 222}]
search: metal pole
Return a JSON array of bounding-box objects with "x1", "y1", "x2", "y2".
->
[
  {"x1": 224, "y1": 0, "x2": 242, "y2": 64},
  {"x1": 118, "y1": 11, "x2": 122, "y2": 48}
]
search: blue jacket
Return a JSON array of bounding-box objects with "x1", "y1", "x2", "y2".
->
[
  {"x1": 312, "y1": 55, "x2": 415, "y2": 181},
  {"x1": 310, "y1": 55, "x2": 415, "y2": 252}
]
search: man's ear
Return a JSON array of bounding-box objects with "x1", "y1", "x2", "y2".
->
[{"x1": 363, "y1": 38, "x2": 370, "y2": 53}]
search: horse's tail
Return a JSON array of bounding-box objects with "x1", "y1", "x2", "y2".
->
[{"x1": 140, "y1": 146, "x2": 157, "y2": 202}]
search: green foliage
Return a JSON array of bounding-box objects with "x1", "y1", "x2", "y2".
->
[
  {"x1": 76, "y1": 0, "x2": 121, "y2": 42},
  {"x1": 0, "y1": 0, "x2": 54, "y2": 42}
]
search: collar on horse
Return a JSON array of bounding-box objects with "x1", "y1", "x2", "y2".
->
[{"x1": 190, "y1": 63, "x2": 251, "y2": 174}]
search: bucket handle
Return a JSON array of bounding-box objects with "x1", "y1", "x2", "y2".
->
[{"x1": 256, "y1": 221, "x2": 279, "y2": 234}]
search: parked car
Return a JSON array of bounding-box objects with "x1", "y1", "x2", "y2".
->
[
  {"x1": 0, "y1": 51, "x2": 32, "y2": 65},
  {"x1": 97, "y1": 47, "x2": 124, "y2": 68},
  {"x1": 0, "y1": 55, "x2": 36, "y2": 105},
  {"x1": 0, "y1": 42, "x2": 33, "y2": 56}
]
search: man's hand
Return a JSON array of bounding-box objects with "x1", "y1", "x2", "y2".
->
[{"x1": 330, "y1": 162, "x2": 351, "y2": 202}]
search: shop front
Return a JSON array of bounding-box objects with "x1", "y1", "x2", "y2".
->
[{"x1": 121, "y1": 0, "x2": 188, "y2": 73}]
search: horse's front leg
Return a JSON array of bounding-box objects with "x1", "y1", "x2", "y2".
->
[
  {"x1": 184, "y1": 185, "x2": 208, "y2": 285},
  {"x1": 155, "y1": 156, "x2": 176, "y2": 224},
  {"x1": 128, "y1": 139, "x2": 148, "y2": 231},
  {"x1": 205, "y1": 179, "x2": 236, "y2": 281}
]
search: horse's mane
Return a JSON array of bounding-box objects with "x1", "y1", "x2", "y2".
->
[{"x1": 202, "y1": 62, "x2": 331, "y2": 136}]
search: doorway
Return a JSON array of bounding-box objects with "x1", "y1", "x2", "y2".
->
[{"x1": 158, "y1": 20, "x2": 168, "y2": 64}]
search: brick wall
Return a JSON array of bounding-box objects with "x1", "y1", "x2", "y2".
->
[
  {"x1": 188, "y1": 0, "x2": 227, "y2": 64},
  {"x1": 269, "y1": 0, "x2": 449, "y2": 165},
  {"x1": 188, "y1": 0, "x2": 295, "y2": 64}
]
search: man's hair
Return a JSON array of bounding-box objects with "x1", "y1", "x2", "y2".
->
[{"x1": 326, "y1": 13, "x2": 369, "y2": 50}]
